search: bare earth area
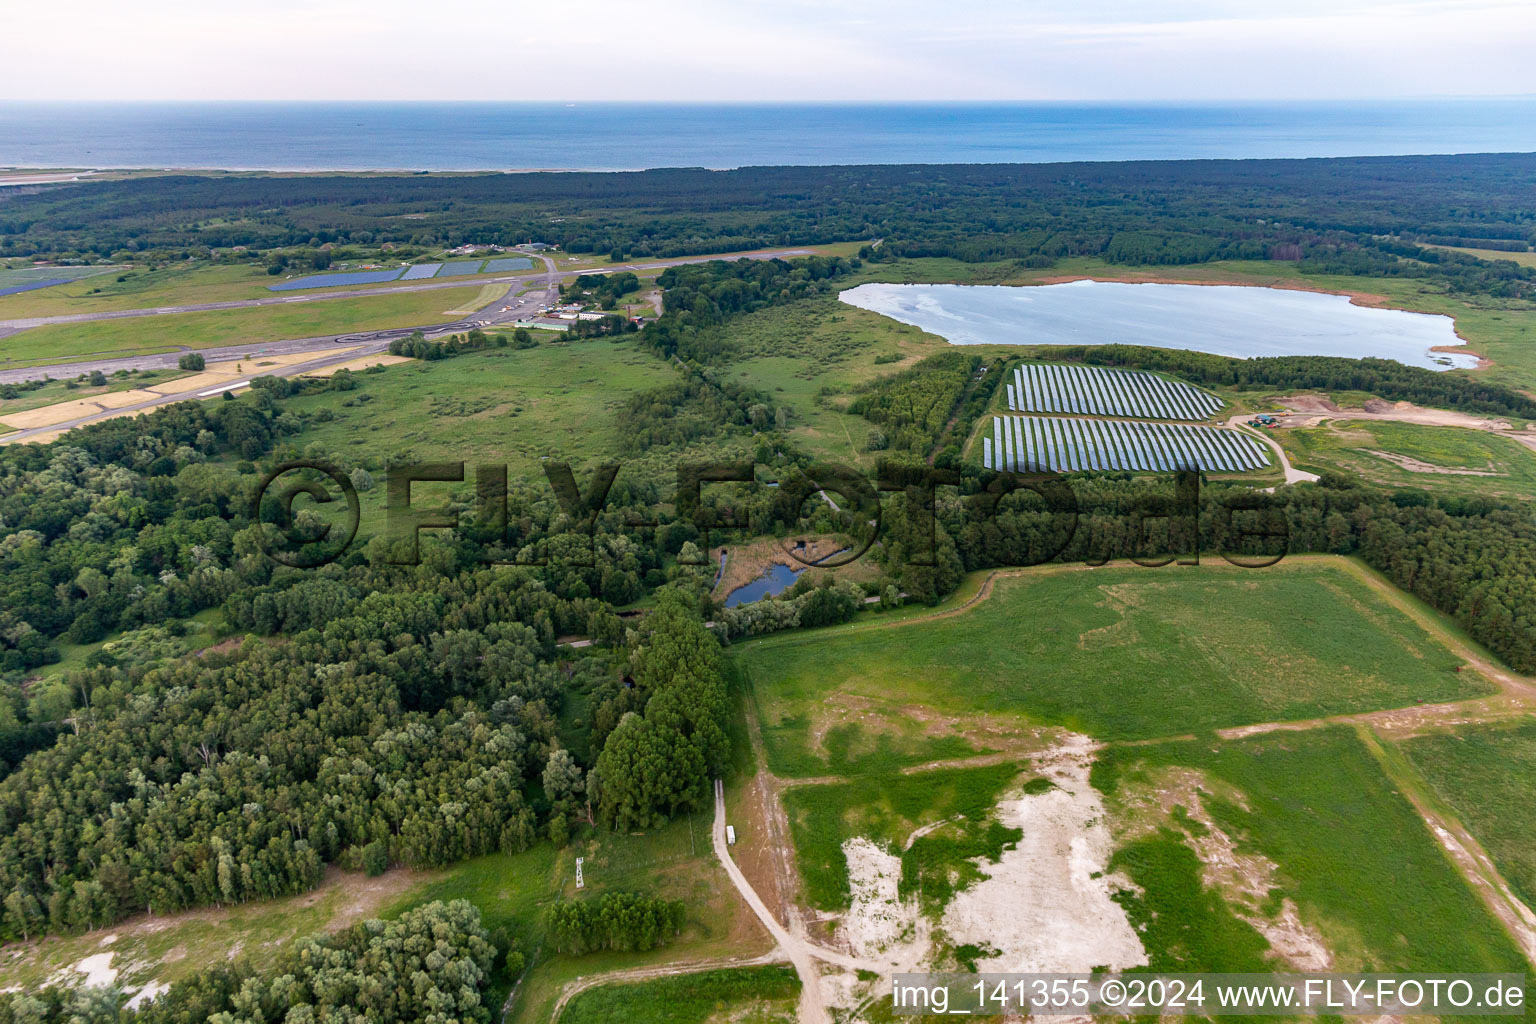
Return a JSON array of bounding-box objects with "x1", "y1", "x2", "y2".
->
[
  {"x1": 1277, "y1": 394, "x2": 1536, "y2": 454},
  {"x1": 941, "y1": 735, "x2": 1148, "y2": 974}
]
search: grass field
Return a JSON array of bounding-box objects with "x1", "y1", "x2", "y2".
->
[
  {"x1": 1423, "y1": 244, "x2": 1536, "y2": 269},
  {"x1": 0, "y1": 286, "x2": 486, "y2": 367},
  {"x1": 558, "y1": 965, "x2": 800, "y2": 1024},
  {"x1": 1277, "y1": 420, "x2": 1536, "y2": 498},
  {"x1": 1400, "y1": 722, "x2": 1536, "y2": 909},
  {"x1": 734, "y1": 559, "x2": 1494, "y2": 776},
  {"x1": 1096, "y1": 728, "x2": 1531, "y2": 990},
  {"x1": 414, "y1": 814, "x2": 768, "y2": 1024},
  {"x1": 274, "y1": 337, "x2": 678, "y2": 484},
  {"x1": 0, "y1": 263, "x2": 380, "y2": 317}
]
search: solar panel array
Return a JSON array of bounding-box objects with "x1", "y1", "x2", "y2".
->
[
  {"x1": 1003, "y1": 364, "x2": 1221, "y2": 421},
  {"x1": 982, "y1": 415, "x2": 1270, "y2": 473}
]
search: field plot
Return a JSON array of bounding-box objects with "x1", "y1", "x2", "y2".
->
[
  {"x1": 982, "y1": 414, "x2": 1269, "y2": 472},
  {"x1": 735, "y1": 559, "x2": 1493, "y2": 774},
  {"x1": 400, "y1": 262, "x2": 443, "y2": 280},
  {"x1": 0, "y1": 388, "x2": 161, "y2": 430},
  {"x1": 268, "y1": 268, "x2": 405, "y2": 291},
  {"x1": 1401, "y1": 722, "x2": 1536, "y2": 909},
  {"x1": 274, "y1": 338, "x2": 676, "y2": 482},
  {"x1": 1096, "y1": 728, "x2": 1530, "y2": 982},
  {"x1": 1278, "y1": 420, "x2": 1536, "y2": 497},
  {"x1": 0, "y1": 266, "x2": 116, "y2": 297},
  {"x1": 438, "y1": 259, "x2": 486, "y2": 276},
  {"x1": 0, "y1": 287, "x2": 483, "y2": 366},
  {"x1": 1005, "y1": 362, "x2": 1222, "y2": 420}
]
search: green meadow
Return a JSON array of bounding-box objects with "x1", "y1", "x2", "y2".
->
[
  {"x1": 1095, "y1": 728, "x2": 1531, "y2": 1000},
  {"x1": 274, "y1": 337, "x2": 679, "y2": 485},
  {"x1": 0, "y1": 285, "x2": 485, "y2": 366},
  {"x1": 558, "y1": 965, "x2": 800, "y2": 1024},
  {"x1": 734, "y1": 560, "x2": 1492, "y2": 776},
  {"x1": 1401, "y1": 722, "x2": 1536, "y2": 909}
]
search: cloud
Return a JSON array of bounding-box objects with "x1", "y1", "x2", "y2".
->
[{"x1": 2, "y1": 0, "x2": 1532, "y2": 99}]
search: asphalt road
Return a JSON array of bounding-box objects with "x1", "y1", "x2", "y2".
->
[{"x1": 0, "y1": 248, "x2": 815, "y2": 442}]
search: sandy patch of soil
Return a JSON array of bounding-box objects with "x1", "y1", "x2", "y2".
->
[
  {"x1": 1277, "y1": 395, "x2": 1515, "y2": 432},
  {"x1": 0, "y1": 390, "x2": 161, "y2": 429},
  {"x1": 840, "y1": 838, "x2": 931, "y2": 966},
  {"x1": 941, "y1": 734, "x2": 1148, "y2": 974},
  {"x1": 300, "y1": 353, "x2": 413, "y2": 378},
  {"x1": 205, "y1": 348, "x2": 360, "y2": 374}
]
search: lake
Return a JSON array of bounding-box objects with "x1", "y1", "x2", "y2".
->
[{"x1": 839, "y1": 280, "x2": 1476, "y2": 371}]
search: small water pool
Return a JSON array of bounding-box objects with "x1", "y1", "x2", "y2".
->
[{"x1": 724, "y1": 563, "x2": 803, "y2": 607}]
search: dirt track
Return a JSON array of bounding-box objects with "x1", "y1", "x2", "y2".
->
[{"x1": 538, "y1": 556, "x2": 1536, "y2": 1019}]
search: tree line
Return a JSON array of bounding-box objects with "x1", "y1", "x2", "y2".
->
[
  {"x1": 0, "y1": 899, "x2": 499, "y2": 1024},
  {"x1": 6, "y1": 156, "x2": 1534, "y2": 300}
]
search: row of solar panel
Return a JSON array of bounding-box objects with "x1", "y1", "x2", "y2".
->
[
  {"x1": 1004, "y1": 363, "x2": 1222, "y2": 421},
  {"x1": 268, "y1": 256, "x2": 536, "y2": 291},
  {"x1": 982, "y1": 415, "x2": 1271, "y2": 473}
]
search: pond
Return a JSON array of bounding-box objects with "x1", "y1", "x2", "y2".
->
[
  {"x1": 839, "y1": 280, "x2": 1476, "y2": 371},
  {"x1": 724, "y1": 562, "x2": 803, "y2": 607}
]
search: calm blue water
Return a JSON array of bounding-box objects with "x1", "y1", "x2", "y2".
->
[
  {"x1": 1, "y1": 101, "x2": 1534, "y2": 170},
  {"x1": 841, "y1": 281, "x2": 1476, "y2": 371},
  {"x1": 725, "y1": 564, "x2": 803, "y2": 607}
]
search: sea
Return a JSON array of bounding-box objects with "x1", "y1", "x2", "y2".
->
[{"x1": 1, "y1": 100, "x2": 1535, "y2": 171}]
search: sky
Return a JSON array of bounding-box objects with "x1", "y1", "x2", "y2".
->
[{"x1": 5, "y1": 0, "x2": 1535, "y2": 102}]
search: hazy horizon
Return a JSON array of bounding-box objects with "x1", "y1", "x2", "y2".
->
[{"x1": 4, "y1": 0, "x2": 1534, "y2": 103}]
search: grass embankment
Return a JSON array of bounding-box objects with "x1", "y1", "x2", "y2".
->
[
  {"x1": 558, "y1": 965, "x2": 801, "y2": 1024},
  {"x1": 1401, "y1": 722, "x2": 1536, "y2": 910},
  {"x1": 0, "y1": 286, "x2": 486, "y2": 366},
  {"x1": 736, "y1": 560, "x2": 1493, "y2": 776}
]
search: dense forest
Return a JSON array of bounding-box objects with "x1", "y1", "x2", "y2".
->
[{"x1": 3, "y1": 155, "x2": 1535, "y2": 297}]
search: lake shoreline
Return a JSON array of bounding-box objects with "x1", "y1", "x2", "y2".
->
[{"x1": 841, "y1": 279, "x2": 1478, "y2": 371}]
